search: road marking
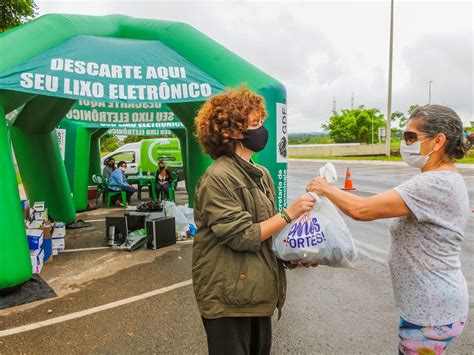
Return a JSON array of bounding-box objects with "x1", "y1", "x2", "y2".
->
[
  {"x1": 63, "y1": 247, "x2": 111, "y2": 253},
  {"x1": 84, "y1": 219, "x2": 106, "y2": 223},
  {"x1": 356, "y1": 248, "x2": 388, "y2": 265},
  {"x1": 63, "y1": 241, "x2": 193, "y2": 253},
  {"x1": 0, "y1": 279, "x2": 193, "y2": 338},
  {"x1": 354, "y1": 239, "x2": 389, "y2": 256},
  {"x1": 353, "y1": 239, "x2": 389, "y2": 265}
]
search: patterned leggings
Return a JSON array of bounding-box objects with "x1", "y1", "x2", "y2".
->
[{"x1": 399, "y1": 317, "x2": 467, "y2": 355}]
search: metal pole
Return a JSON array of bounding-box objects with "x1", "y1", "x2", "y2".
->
[
  {"x1": 429, "y1": 80, "x2": 432, "y2": 104},
  {"x1": 371, "y1": 115, "x2": 374, "y2": 155},
  {"x1": 386, "y1": 0, "x2": 394, "y2": 157}
]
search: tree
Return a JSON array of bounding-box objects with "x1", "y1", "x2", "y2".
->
[
  {"x1": 0, "y1": 0, "x2": 38, "y2": 33},
  {"x1": 123, "y1": 135, "x2": 144, "y2": 144},
  {"x1": 100, "y1": 134, "x2": 121, "y2": 153},
  {"x1": 322, "y1": 106, "x2": 386, "y2": 144},
  {"x1": 288, "y1": 134, "x2": 333, "y2": 145},
  {"x1": 408, "y1": 104, "x2": 421, "y2": 116},
  {"x1": 123, "y1": 134, "x2": 175, "y2": 144},
  {"x1": 391, "y1": 111, "x2": 407, "y2": 140}
]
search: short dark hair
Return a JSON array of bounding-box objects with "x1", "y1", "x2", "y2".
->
[
  {"x1": 117, "y1": 160, "x2": 127, "y2": 167},
  {"x1": 410, "y1": 105, "x2": 473, "y2": 160}
]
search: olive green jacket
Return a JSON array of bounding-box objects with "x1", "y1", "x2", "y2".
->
[{"x1": 192, "y1": 154, "x2": 287, "y2": 319}]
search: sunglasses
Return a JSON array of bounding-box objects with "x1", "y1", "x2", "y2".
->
[{"x1": 402, "y1": 131, "x2": 418, "y2": 145}]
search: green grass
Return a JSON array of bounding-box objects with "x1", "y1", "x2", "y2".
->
[{"x1": 289, "y1": 155, "x2": 474, "y2": 164}]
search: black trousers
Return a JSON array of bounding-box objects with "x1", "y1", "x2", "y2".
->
[{"x1": 202, "y1": 316, "x2": 272, "y2": 355}]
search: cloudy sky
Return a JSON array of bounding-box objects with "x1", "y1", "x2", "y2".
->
[{"x1": 36, "y1": 0, "x2": 473, "y2": 133}]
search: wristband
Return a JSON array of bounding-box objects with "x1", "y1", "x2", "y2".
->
[
  {"x1": 280, "y1": 212, "x2": 290, "y2": 223},
  {"x1": 280, "y1": 209, "x2": 292, "y2": 224}
]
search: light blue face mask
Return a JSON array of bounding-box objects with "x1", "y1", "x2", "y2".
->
[{"x1": 400, "y1": 138, "x2": 434, "y2": 168}]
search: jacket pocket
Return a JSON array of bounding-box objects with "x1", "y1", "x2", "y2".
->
[{"x1": 223, "y1": 252, "x2": 277, "y2": 306}]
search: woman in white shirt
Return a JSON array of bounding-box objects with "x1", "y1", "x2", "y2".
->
[{"x1": 307, "y1": 105, "x2": 473, "y2": 354}]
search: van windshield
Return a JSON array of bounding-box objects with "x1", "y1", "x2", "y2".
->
[{"x1": 111, "y1": 151, "x2": 136, "y2": 163}]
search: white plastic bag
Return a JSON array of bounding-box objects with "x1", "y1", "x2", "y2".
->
[
  {"x1": 169, "y1": 204, "x2": 195, "y2": 232},
  {"x1": 272, "y1": 163, "x2": 357, "y2": 267}
]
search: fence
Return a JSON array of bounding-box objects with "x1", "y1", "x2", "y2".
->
[{"x1": 289, "y1": 143, "x2": 386, "y2": 157}]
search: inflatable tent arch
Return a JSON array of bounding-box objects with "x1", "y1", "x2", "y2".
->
[
  {"x1": 59, "y1": 101, "x2": 189, "y2": 211},
  {"x1": 0, "y1": 14, "x2": 288, "y2": 291}
]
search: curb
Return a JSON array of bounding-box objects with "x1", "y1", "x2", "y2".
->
[{"x1": 288, "y1": 159, "x2": 474, "y2": 169}]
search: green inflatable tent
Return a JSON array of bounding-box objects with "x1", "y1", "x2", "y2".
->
[
  {"x1": 0, "y1": 14, "x2": 288, "y2": 291},
  {"x1": 59, "y1": 100, "x2": 187, "y2": 211}
]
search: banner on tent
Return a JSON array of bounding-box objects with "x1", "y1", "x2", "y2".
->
[
  {"x1": 56, "y1": 129, "x2": 66, "y2": 160},
  {"x1": 276, "y1": 168, "x2": 288, "y2": 212},
  {"x1": 64, "y1": 100, "x2": 183, "y2": 129},
  {"x1": 108, "y1": 128, "x2": 174, "y2": 136},
  {"x1": 276, "y1": 103, "x2": 288, "y2": 163},
  {"x1": 275, "y1": 103, "x2": 288, "y2": 210},
  {"x1": 0, "y1": 35, "x2": 225, "y2": 103}
]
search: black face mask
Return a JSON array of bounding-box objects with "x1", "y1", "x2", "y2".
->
[
  {"x1": 159, "y1": 166, "x2": 165, "y2": 170},
  {"x1": 239, "y1": 126, "x2": 269, "y2": 153}
]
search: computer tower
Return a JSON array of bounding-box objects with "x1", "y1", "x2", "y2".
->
[
  {"x1": 125, "y1": 214, "x2": 146, "y2": 232},
  {"x1": 105, "y1": 217, "x2": 128, "y2": 245},
  {"x1": 146, "y1": 217, "x2": 176, "y2": 250}
]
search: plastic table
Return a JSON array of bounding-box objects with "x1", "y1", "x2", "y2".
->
[{"x1": 126, "y1": 175, "x2": 157, "y2": 201}]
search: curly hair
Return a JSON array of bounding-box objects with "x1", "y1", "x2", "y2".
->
[{"x1": 195, "y1": 86, "x2": 268, "y2": 160}]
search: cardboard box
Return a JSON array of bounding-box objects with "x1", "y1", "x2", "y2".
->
[
  {"x1": 43, "y1": 237, "x2": 53, "y2": 263},
  {"x1": 30, "y1": 248, "x2": 44, "y2": 274},
  {"x1": 21, "y1": 200, "x2": 30, "y2": 220},
  {"x1": 33, "y1": 209, "x2": 48, "y2": 222},
  {"x1": 23, "y1": 208, "x2": 30, "y2": 221},
  {"x1": 42, "y1": 222, "x2": 53, "y2": 238},
  {"x1": 52, "y1": 224, "x2": 66, "y2": 238},
  {"x1": 33, "y1": 201, "x2": 45, "y2": 211},
  {"x1": 31, "y1": 202, "x2": 48, "y2": 221},
  {"x1": 29, "y1": 246, "x2": 42, "y2": 257},
  {"x1": 27, "y1": 220, "x2": 43, "y2": 229},
  {"x1": 52, "y1": 237, "x2": 65, "y2": 251},
  {"x1": 20, "y1": 200, "x2": 29, "y2": 210},
  {"x1": 27, "y1": 229, "x2": 44, "y2": 250}
]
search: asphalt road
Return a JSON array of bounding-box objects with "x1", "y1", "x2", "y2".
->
[
  {"x1": 0, "y1": 161, "x2": 473, "y2": 354},
  {"x1": 288, "y1": 160, "x2": 474, "y2": 301}
]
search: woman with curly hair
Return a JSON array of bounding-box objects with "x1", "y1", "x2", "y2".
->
[{"x1": 192, "y1": 86, "x2": 316, "y2": 355}]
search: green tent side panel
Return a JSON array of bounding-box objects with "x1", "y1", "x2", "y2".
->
[
  {"x1": 0, "y1": 104, "x2": 32, "y2": 290},
  {"x1": 89, "y1": 128, "x2": 109, "y2": 185}
]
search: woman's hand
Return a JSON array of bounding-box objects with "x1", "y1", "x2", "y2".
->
[
  {"x1": 306, "y1": 176, "x2": 333, "y2": 197},
  {"x1": 286, "y1": 194, "x2": 316, "y2": 220},
  {"x1": 291, "y1": 261, "x2": 319, "y2": 268}
]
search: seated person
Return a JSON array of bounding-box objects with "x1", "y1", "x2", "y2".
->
[
  {"x1": 102, "y1": 158, "x2": 115, "y2": 179},
  {"x1": 108, "y1": 161, "x2": 136, "y2": 206},
  {"x1": 155, "y1": 160, "x2": 174, "y2": 200}
]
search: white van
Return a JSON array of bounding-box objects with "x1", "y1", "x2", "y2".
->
[{"x1": 101, "y1": 138, "x2": 184, "y2": 179}]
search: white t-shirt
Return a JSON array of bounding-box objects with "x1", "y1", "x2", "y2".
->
[{"x1": 389, "y1": 170, "x2": 470, "y2": 326}]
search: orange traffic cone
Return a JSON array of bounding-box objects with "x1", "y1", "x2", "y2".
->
[{"x1": 341, "y1": 167, "x2": 356, "y2": 190}]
